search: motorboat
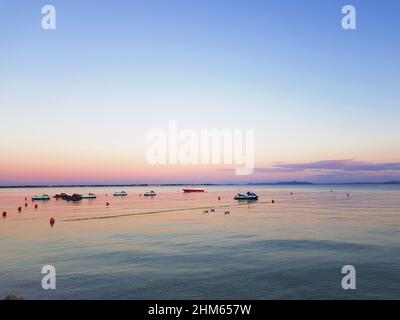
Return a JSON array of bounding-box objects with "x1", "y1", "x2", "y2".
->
[
  {"x1": 32, "y1": 194, "x2": 51, "y2": 201},
  {"x1": 183, "y1": 188, "x2": 204, "y2": 193},
  {"x1": 234, "y1": 192, "x2": 258, "y2": 200},
  {"x1": 144, "y1": 190, "x2": 156, "y2": 196},
  {"x1": 62, "y1": 194, "x2": 83, "y2": 201},
  {"x1": 113, "y1": 191, "x2": 128, "y2": 196},
  {"x1": 81, "y1": 193, "x2": 97, "y2": 199},
  {"x1": 53, "y1": 193, "x2": 67, "y2": 199}
]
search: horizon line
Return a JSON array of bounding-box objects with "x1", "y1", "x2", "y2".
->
[{"x1": 1, "y1": 181, "x2": 400, "y2": 188}]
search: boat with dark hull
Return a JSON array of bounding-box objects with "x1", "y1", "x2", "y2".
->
[
  {"x1": 234, "y1": 192, "x2": 258, "y2": 200},
  {"x1": 183, "y1": 188, "x2": 205, "y2": 193},
  {"x1": 62, "y1": 194, "x2": 83, "y2": 201}
]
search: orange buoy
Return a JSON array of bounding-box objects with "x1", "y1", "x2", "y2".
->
[
  {"x1": 272, "y1": 200, "x2": 275, "y2": 204},
  {"x1": 35, "y1": 204, "x2": 38, "y2": 209},
  {"x1": 18, "y1": 206, "x2": 22, "y2": 212},
  {"x1": 106, "y1": 202, "x2": 110, "y2": 206},
  {"x1": 2, "y1": 211, "x2": 6, "y2": 218},
  {"x1": 50, "y1": 217, "x2": 55, "y2": 226}
]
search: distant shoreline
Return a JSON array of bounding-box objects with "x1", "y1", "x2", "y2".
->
[{"x1": 0, "y1": 181, "x2": 399, "y2": 188}]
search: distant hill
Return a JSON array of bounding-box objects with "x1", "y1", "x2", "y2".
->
[
  {"x1": 1, "y1": 181, "x2": 400, "y2": 188},
  {"x1": 247, "y1": 181, "x2": 314, "y2": 185},
  {"x1": 248, "y1": 181, "x2": 400, "y2": 185}
]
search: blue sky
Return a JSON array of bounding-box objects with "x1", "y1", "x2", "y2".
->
[{"x1": 0, "y1": 0, "x2": 399, "y2": 184}]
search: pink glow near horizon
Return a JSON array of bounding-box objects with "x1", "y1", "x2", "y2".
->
[{"x1": 1, "y1": 159, "x2": 400, "y2": 185}]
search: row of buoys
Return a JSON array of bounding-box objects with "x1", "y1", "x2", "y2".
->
[
  {"x1": 1, "y1": 198, "x2": 44, "y2": 222},
  {"x1": 17, "y1": 205, "x2": 38, "y2": 210}
]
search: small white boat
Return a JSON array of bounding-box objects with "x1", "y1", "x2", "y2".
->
[
  {"x1": 81, "y1": 193, "x2": 97, "y2": 199},
  {"x1": 144, "y1": 190, "x2": 156, "y2": 197},
  {"x1": 234, "y1": 192, "x2": 258, "y2": 200},
  {"x1": 113, "y1": 191, "x2": 128, "y2": 196},
  {"x1": 32, "y1": 194, "x2": 51, "y2": 201}
]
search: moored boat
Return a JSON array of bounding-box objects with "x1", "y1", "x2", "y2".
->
[
  {"x1": 183, "y1": 188, "x2": 205, "y2": 193},
  {"x1": 234, "y1": 192, "x2": 258, "y2": 200},
  {"x1": 81, "y1": 193, "x2": 97, "y2": 199},
  {"x1": 53, "y1": 193, "x2": 68, "y2": 199},
  {"x1": 144, "y1": 190, "x2": 156, "y2": 196},
  {"x1": 113, "y1": 191, "x2": 128, "y2": 196},
  {"x1": 32, "y1": 194, "x2": 51, "y2": 201},
  {"x1": 62, "y1": 193, "x2": 83, "y2": 201}
]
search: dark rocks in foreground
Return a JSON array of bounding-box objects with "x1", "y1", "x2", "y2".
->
[{"x1": 2, "y1": 294, "x2": 24, "y2": 300}]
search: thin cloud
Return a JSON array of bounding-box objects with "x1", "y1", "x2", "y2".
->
[{"x1": 254, "y1": 160, "x2": 400, "y2": 173}]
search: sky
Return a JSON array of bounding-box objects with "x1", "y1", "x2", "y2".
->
[{"x1": 0, "y1": 0, "x2": 399, "y2": 185}]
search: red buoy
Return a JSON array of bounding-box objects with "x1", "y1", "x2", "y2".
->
[
  {"x1": 106, "y1": 202, "x2": 110, "y2": 206},
  {"x1": 35, "y1": 204, "x2": 38, "y2": 209},
  {"x1": 25, "y1": 197, "x2": 27, "y2": 201},
  {"x1": 25, "y1": 203, "x2": 28, "y2": 207},
  {"x1": 18, "y1": 206, "x2": 22, "y2": 212},
  {"x1": 272, "y1": 200, "x2": 275, "y2": 204},
  {"x1": 2, "y1": 211, "x2": 6, "y2": 218},
  {"x1": 347, "y1": 193, "x2": 350, "y2": 197},
  {"x1": 218, "y1": 197, "x2": 221, "y2": 200},
  {"x1": 50, "y1": 217, "x2": 55, "y2": 226}
]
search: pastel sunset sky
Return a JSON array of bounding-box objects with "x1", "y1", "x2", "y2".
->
[{"x1": 1, "y1": 0, "x2": 399, "y2": 185}]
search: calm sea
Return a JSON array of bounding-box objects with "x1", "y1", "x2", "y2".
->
[{"x1": 0, "y1": 185, "x2": 399, "y2": 299}]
